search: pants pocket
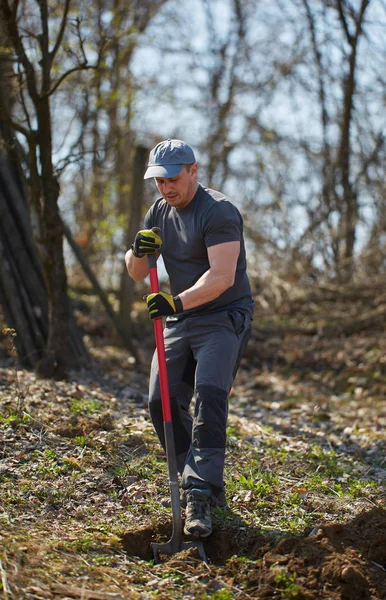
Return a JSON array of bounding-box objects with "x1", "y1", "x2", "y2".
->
[{"x1": 227, "y1": 309, "x2": 249, "y2": 337}]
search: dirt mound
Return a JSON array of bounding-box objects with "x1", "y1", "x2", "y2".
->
[{"x1": 250, "y1": 508, "x2": 386, "y2": 599}]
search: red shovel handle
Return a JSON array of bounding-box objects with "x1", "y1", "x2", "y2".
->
[
  {"x1": 147, "y1": 252, "x2": 172, "y2": 424},
  {"x1": 147, "y1": 235, "x2": 207, "y2": 563}
]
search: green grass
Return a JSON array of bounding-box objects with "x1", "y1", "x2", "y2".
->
[
  {"x1": 238, "y1": 474, "x2": 276, "y2": 497},
  {"x1": 1, "y1": 345, "x2": 386, "y2": 600},
  {"x1": 203, "y1": 590, "x2": 234, "y2": 600},
  {"x1": 0, "y1": 410, "x2": 31, "y2": 427},
  {"x1": 70, "y1": 397, "x2": 101, "y2": 415}
]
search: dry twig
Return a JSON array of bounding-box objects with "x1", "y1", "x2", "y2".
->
[{"x1": 0, "y1": 559, "x2": 12, "y2": 597}]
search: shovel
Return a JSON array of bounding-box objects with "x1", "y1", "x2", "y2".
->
[{"x1": 147, "y1": 242, "x2": 207, "y2": 564}]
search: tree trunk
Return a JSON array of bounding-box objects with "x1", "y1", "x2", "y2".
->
[
  {"x1": 0, "y1": 119, "x2": 88, "y2": 369},
  {"x1": 33, "y1": 97, "x2": 72, "y2": 378},
  {"x1": 337, "y1": 0, "x2": 370, "y2": 282},
  {"x1": 0, "y1": 0, "x2": 89, "y2": 377}
]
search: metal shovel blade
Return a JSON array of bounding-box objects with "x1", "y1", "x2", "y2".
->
[
  {"x1": 152, "y1": 538, "x2": 207, "y2": 564},
  {"x1": 151, "y1": 476, "x2": 207, "y2": 564}
]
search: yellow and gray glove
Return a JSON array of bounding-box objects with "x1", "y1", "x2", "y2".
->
[
  {"x1": 144, "y1": 292, "x2": 183, "y2": 320},
  {"x1": 131, "y1": 229, "x2": 162, "y2": 258}
]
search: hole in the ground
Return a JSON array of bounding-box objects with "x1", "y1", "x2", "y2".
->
[
  {"x1": 120, "y1": 512, "x2": 270, "y2": 564},
  {"x1": 121, "y1": 522, "x2": 171, "y2": 561}
]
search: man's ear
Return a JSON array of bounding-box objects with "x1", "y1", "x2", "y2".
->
[{"x1": 190, "y1": 162, "x2": 198, "y2": 177}]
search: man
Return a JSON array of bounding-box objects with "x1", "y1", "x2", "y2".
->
[{"x1": 125, "y1": 139, "x2": 254, "y2": 538}]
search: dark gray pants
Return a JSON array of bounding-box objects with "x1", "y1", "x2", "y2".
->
[{"x1": 148, "y1": 308, "x2": 251, "y2": 501}]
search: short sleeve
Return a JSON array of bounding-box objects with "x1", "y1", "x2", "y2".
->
[
  {"x1": 143, "y1": 206, "x2": 154, "y2": 230},
  {"x1": 203, "y1": 200, "x2": 242, "y2": 248}
]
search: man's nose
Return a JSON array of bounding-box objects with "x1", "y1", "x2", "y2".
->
[{"x1": 162, "y1": 180, "x2": 173, "y2": 194}]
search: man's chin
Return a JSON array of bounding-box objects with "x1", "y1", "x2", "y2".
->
[{"x1": 166, "y1": 197, "x2": 181, "y2": 207}]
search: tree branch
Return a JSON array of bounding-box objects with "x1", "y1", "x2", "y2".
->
[
  {"x1": 54, "y1": 148, "x2": 103, "y2": 175},
  {"x1": 43, "y1": 63, "x2": 97, "y2": 98},
  {"x1": 44, "y1": 34, "x2": 106, "y2": 98},
  {"x1": 73, "y1": 16, "x2": 88, "y2": 65},
  {"x1": 336, "y1": 0, "x2": 353, "y2": 45},
  {"x1": 50, "y1": 0, "x2": 71, "y2": 64},
  {"x1": 354, "y1": 131, "x2": 384, "y2": 187},
  {"x1": 37, "y1": 0, "x2": 50, "y2": 94},
  {"x1": 16, "y1": 63, "x2": 34, "y2": 132}
]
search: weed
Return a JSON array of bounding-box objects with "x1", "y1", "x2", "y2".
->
[
  {"x1": 70, "y1": 397, "x2": 101, "y2": 415},
  {"x1": 63, "y1": 457, "x2": 84, "y2": 471},
  {"x1": 239, "y1": 476, "x2": 273, "y2": 497},
  {"x1": 125, "y1": 455, "x2": 167, "y2": 479},
  {"x1": 274, "y1": 570, "x2": 311, "y2": 599},
  {"x1": 35, "y1": 487, "x2": 66, "y2": 507},
  {"x1": 237, "y1": 468, "x2": 279, "y2": 497},
  {"x1": 278, "y1": 514, "x2": 313, "y2": 533},
  {"x1": 302, "y1": 473, "x2": 343, "y2": 496},
  {"x1": 37, "y1": 462, "x2": 62, "y2": 478},
  {"x1": 36, "y1": 449, "x2": 62, "y2": 477},
  {"x1": 107, "y1": 463, "x2": 129, "y2": 477},
  {"x1": 0, "y1": 411, "x2": 31, "y2": 427},
  {"x1": 74, "y1": 436, "x2": 88, "y2": 447},
  {"x1": 161, "y1": 569, "x2": 185, "y2": 585},
  {"x1": 203, "y1": 590, "x2": 233, "y2": 600},
  {"x1": 288, "y1": 493, "x2": 303, "y2": 507},
  {"x1": 267, "y1": 446, "x2": 290, "y2": 463},
  {"x1": 346, "y1": 479, "x2": 379, "y2": 498},
  {"x1": 228, "y1": 555, "x2": 251, "y2": 564},
  {"x1": 69, "y1": 535, "x2": 93, "y2": 553},
  {"x1": 308, "y1": 445, "x2": 343, "y2": 477},
  {"x1": 44, "y1": 449, "x2": 57, "y2": 460},
  {"x1": 226, "y1": 425, "x2": 242, "y2": 439}
]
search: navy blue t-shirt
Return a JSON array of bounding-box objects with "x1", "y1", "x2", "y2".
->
[{"x1": 143, "y1": 184, "x2": 254, "y2": 318}]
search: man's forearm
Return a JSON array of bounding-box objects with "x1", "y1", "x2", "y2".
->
[
  {"x1": 125, "y1": 249, "x2": 149, "y2": 281},
  {"x1": 179, "y1": 268, "x2": 234, "y2": 310}
]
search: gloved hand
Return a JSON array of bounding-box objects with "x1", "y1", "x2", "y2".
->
[
  {"x1": 144, "y1": 292, "x2": 183, "y2": 319},
  {"x1": 131, "y1": 229, "x2": 162, "y2": 258}
]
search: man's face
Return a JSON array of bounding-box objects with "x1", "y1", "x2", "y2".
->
[{"x1": 155, "y1": 163, "x2": 198, "y2": 209}]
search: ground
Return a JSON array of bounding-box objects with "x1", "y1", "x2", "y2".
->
[{"x1": 1, "y1": 288, "x2": 386, "y2": 599}]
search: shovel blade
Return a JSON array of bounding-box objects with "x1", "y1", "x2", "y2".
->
[{"x1": 152, "y1": 538, "x2": 207, "y2": 563}]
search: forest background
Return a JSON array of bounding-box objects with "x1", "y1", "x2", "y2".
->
[{"x1": 1, "y1": 0, "x2": 385, "y2": 374}]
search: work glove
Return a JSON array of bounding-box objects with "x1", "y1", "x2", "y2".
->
[
  {"x1": 144, "y1": 292, "x2": 183, "y2": 319},
  {"x1": 131, "y1": 229, "x2": 162, "y2": 258}
]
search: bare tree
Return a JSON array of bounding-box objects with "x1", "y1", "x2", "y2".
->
[
  {"x1": 0, "y1": 0, "x2": 101, "y2": 377},
  {"x1": 58, "y1": 0, "x2": 168, "y2": 326},
  {"x1": 238, "y1": 0, "x2": 385, "y2": 282}
]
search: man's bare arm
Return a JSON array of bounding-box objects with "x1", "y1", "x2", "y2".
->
[
  {"x1": 125, "y1": 249, "x2": 150, "y2": 281},
  {"x1": 179, "y1": 241, "x2": 240, "y2": 310}
]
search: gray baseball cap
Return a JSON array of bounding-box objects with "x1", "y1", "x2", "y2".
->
[{"x1": 144, "y1": 139, "x2": 196, "y2": 179}]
